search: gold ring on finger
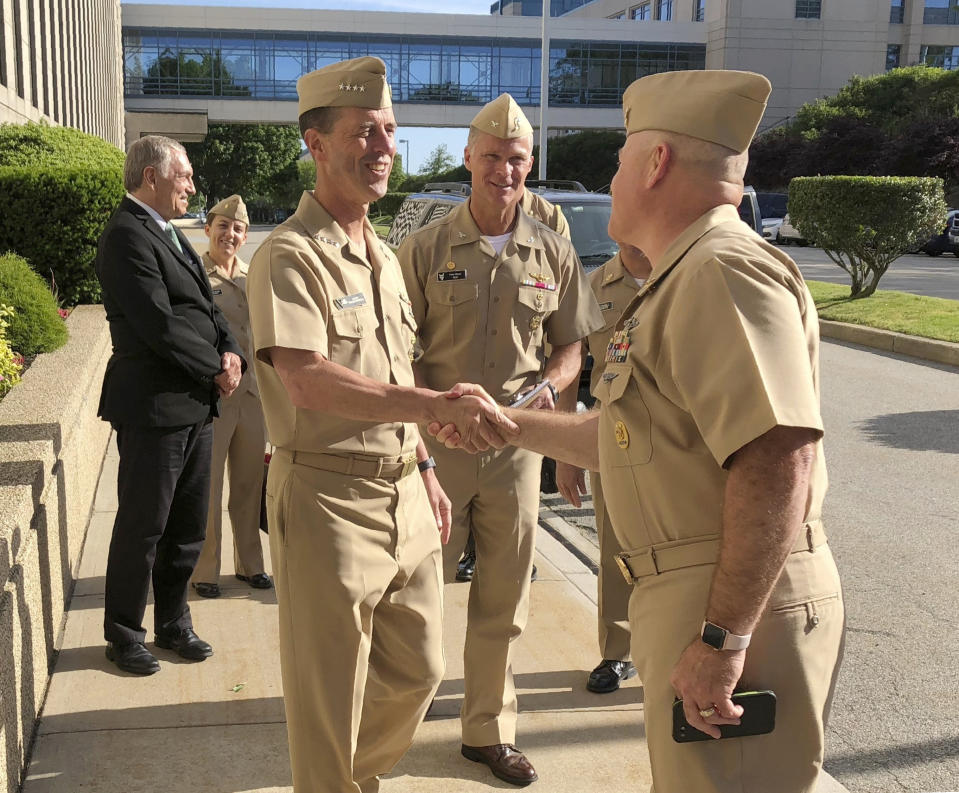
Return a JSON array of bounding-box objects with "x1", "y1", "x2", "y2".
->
[{"x1": 698, "y1": 706, "x2": 716, "y2": 718}]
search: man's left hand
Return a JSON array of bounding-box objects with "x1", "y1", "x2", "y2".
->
[
  {"x1": 215, "y1": 352, "x2": 242, "y2": 397},
  {"x1": 669, "y1": 639, "x2": 745, "y2": 739},
  {"x1": 421, "y1": 468, "x2": 452, "y2": 544}
]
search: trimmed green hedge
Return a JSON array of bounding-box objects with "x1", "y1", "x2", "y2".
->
[
  {"x1": 0, "y1": 253, "x2": 68, "y2": 355},
  {"x1": 789, "y1": 175, "x2": 946, "y2": 297},
  {"x1": 0, "y1": 164, "x2": 124, "y2": 305},
  {"x1": 0, "y1": 122, "x2": 124, "y2": 169},
  {"x1": 370, "y1": 192, "x2": 410, "y2": 219}
]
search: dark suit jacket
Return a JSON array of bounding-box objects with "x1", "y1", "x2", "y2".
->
[{"x1": 96, "y1": 197, "x2": 245, "y2": 427}]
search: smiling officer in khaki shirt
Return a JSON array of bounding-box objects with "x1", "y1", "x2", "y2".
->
[
  {"x1": 433, "y1": 70, "x2": 844, "y2": 793},
  {"x1": 555, "y1": 243, "x2": 650, "y2": 695},
  {"x1": 397, "y1": 93, "x2": 603, "y2": 786},
  {"x1": 246, "y1": 58, "x2": 517, "y2": 793},
  {"x1": 192, "y1": 194, "x2": 271, "y2": 598}
]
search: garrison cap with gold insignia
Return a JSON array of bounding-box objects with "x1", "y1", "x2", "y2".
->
[
  {"x1": 622, "y1": 70, "x2": 771, "y2": 153},
  {"x1": 206, "y1": 194, "x2": 249, "y2": 227},
  {"x1": 296, "y1": 56, "x2": 392, "y2": 116},
  {"x1": 470, "y1": 93, "x2": 533, "y2": 139}
]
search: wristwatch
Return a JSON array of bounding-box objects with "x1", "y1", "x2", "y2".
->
[
  {"x1": 542, "y1": 381, "x2": 558, "y2": 403},
  {"x1": 417, "y1": 456, "x2": 437, "y2": 473},
  {"x1": 701, "y1": 620, "x2": 751, "y2": 651}
]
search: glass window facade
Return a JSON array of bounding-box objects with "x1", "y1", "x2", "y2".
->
[
  {"x1": 886, "y1": 43, "x2": 901, "y2": 70},
  {"x1": 924, "y1": 0, "x2": 959, "y2": 25},
  {"x1": 631, "y1": 3, "x2": 651, "y2": 20},
  {"x1": 890, "y1": 0, "x2": 904, "y2": 23},
  {"x1": 920, "y1": 44, "x2": 959, "y2": 68},
  {"x1": 123, "y1": 28, "x2": 705, "y2": 107},
  {"x1": 656, "y1": 0, "x2": 673, "y2": 20},
  {"x1": 695, "y1": 0, "x2": 706, "y2": 22},
  {"x1": 795, "y1": 0, "x2": 822, "y2": 19}
]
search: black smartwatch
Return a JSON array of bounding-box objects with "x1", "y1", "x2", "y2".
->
[{"x1": 417, "y1": 456, "x2": 436, "y2": 473}]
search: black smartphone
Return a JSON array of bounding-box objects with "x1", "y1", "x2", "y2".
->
[{"x1": 672, "y1": 690, "x2": 776, "y2": 743}]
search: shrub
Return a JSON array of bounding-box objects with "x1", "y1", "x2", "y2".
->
[
  {"x1": 0, "y1": 164, "x2": 124, "y2": 305},
  {"x1": 0, "y1": 121, "x2": 125, "y2": 169},
  {"x1": 789, "y1": 176, "x2": 947, "y2": 298},
  {"x1": 370, "y1": 192, "x2": 411, "y2": 219},
  {"x1": 0, "y1": 253, "x2": 69, "y2": 355},
  {"x1": 0, "y1": 304, "x2": 23, "y2": 397}
]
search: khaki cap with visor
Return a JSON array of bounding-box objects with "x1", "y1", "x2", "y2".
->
[
  {"x1": 622, "y1": 70, "x2": 772, "y2": 153},
  {"x1": 470, "y1": 93, "x2": 533, "y2": 140},
  {"x1": 207, "y1": 194, "x2": 249, "y2": 227},
  {"x1": 296, "y1": 56, "x2": 392, "y2": 116}
]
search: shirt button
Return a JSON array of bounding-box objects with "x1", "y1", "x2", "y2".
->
[
  {"x1": 490, "y1": 329, "x2": 498, "y2": 336},
  {"x1": 488, "y1": 362, "x2": 495, "y2": 368},
  {"x1": 493, "y1": 296, "x2": 500, "y2": 303}
]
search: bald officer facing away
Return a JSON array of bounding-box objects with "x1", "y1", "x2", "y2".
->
[
  {"x1": 246, "y1": 58, "x2": 518, "y2": 793},
  {"x1": 431, "y1": 70, "x2": 844, "y2": 793},
  {"x1": 397, "y1": 93, "x2": 603, "y2": 786}
]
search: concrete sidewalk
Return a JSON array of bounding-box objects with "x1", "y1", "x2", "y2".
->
[{"x1": 20, "y1": 438, "x2": 847, "y2": 792}]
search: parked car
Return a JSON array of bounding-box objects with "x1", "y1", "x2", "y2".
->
[
  {"x1": 915, "y1": 209, "x2": 959, "y2": 256},
  {"x1": 757, "y1": 191, "x2": 788, "y2": 220},
  {"x1": 776, "y1": 213, "x2": 808, "y2": 246},
  {"x1": 762, "y1": 217, "x2": 783, "y2": 242},
  {"x1": 737, "y1": 186, "x2": 763, "y2": 236}
]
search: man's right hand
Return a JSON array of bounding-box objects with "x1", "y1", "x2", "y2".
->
[{"x1": 428, "y1": 383, "x2": 518, "y2": 453}]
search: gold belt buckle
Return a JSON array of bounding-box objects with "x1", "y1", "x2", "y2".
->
[
  {"x1": 614, "y1": 552, "x2": 635, "y2": 585},
  {"x1": 400, "y1": 453, "x2": 418, "y2": 478}
]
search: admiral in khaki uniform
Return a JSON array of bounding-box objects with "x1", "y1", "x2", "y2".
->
[
  {"x1": 555, "y1": 244, "x2": 650, "y2": 694},
  {"x1": 397, "y1": 93, "x2": 603, "y2": 786},
  {"x1": 192, "y1": 194, "x2": 271, "y2": 597},
  {"x1": 246, "y1": 58, "x2": 516, "y2": 793},
  {"x1": 434, "y1": 70, "x2": 844, "y2": 793}
]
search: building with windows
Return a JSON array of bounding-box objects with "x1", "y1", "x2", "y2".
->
[
  {"x1": 120, "y1": 1, "x2": 959, "y2": 140},
  {"x1": 0, "y1": 0, "x2": 125, "y2": 148}
]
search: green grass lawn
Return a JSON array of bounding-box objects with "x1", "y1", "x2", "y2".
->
[{"x1": 806, "y1": 280, "x2": 959, "y2": 343}]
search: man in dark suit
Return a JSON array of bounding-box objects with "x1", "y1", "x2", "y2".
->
[{"x1": 96, "y1": 135, "x2": 245, "y2": 675}]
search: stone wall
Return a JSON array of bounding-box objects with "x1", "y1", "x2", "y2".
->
[{"x1": 0, "y1": 306, "x2": 112, "y2": 793}]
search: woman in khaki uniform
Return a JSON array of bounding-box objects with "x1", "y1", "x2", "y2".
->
[{"x1": 192, "y1": 195, "x2": 270, "y2": 598}]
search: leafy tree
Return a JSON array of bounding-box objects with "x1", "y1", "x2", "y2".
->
[
  {"x1": 142, "y1": 51, "x2": 250, "y2": 97},
  {"x1": 533, "y1": 129, "x2": 625, "y2": 191},
  {"x1": 418, "y1": 144, "x2": 457, "y2": 176},
  {"x1": 789, "y1": 176, "x2": 947, "y2": 298},
  {"x1": 388, "y1": 153, "x2": 406, "y2": 192},
  {"x1": 184, "y1": 124, "x2": 302, "y2": 209}
]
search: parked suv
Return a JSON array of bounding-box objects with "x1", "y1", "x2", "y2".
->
[{"x1": 916, "y1": 209, "x2": 959, "y2": 256}]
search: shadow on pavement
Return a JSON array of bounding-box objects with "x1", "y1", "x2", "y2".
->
[{"x1": 857, "y1": 410, "x2": 959, "y2": 453}]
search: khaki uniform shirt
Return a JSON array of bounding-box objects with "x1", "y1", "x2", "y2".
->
[
  {"x1": 585, "y1": 253, "x2": 642, "y2": 399},
  {"x1": 203, "y1": 253, "x2": 258, "y2": 399},
  {"x1": 397, "y1": 199, "x2": 603, "y2": 400},
  {"x1": 596, "y1": 204, "x2": 828, "y2": 552},
  {"x1": 521, "y1": 190, "x2": 570, "y2": 240},
  {"x1": 247, "y1": 191, "x2": 419, "y2": 458}
]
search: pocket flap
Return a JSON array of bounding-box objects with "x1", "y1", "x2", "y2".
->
[
  {"x1": 331, "y1": 306, "x2": 378, "y2": 339},
  {"x1": 438, "y1": 281, "x2": 479, "y2": 306},
  {"x1": 516, "y1": 286, "x2": 558, "y2": 313}
]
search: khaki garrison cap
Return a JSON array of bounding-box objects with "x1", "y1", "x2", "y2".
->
[
  {"x1": 470, "y1": 93, "x2": 533, "y2": 139},
  {"x1": 296, "y1": 56, "x2": 392, "y2": 116},
  {"x1": 622, "y1": 70, "x2": 772, "y2": 153},
  {"x1": 207, "y1": 194, "x2": 249, "y2": 226}
]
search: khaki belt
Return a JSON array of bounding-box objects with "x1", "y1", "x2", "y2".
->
[
  {"x1": 274, "y1": 448, "x2": 419, "y2": 482},
  {"x1": 615, "y1": 520, "x2": 827, "y2": 585}
]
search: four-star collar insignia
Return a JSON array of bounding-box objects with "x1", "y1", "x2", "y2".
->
[
  {"x1": 315, "y1": 235, "x2": 341, "y2": 248},
  {"x1": 338, "y1": 83, "x2": 366, "y2": 93}
]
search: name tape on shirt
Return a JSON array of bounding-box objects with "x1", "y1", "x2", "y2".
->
[
  {"x1": 437, "y1": 270, "x2": 468, "y2": 282},
  {"x1": 599, "y1": 301, "x2": 614, "y2": 311},
  {"x1": 334, "y1": 292, "x2": 367, "y2": 310}
]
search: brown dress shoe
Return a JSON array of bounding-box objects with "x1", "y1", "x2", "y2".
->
[{"x1": 462, "y1": 743, "x2": 538, "y2": 786}]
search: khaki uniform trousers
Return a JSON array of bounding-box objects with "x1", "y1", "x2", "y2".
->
[
  {"x1": 591, "y1": 472, "x2": 631, "y2": 661},
  {"x1": 429, "y1": 441, "x2": 541, "y2": 746},
  {"x1": 266, "y1": 451, "x2": 446, "y2": 793},
  {"x1": 630, "y1": 545, "x2": 844, "y2": 793},
  {"x1": 194, "y1": 389, "x2": 267, "y2": 582}
]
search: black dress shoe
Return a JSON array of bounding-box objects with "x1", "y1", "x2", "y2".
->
[
  {"x1": 192, "y1": 581, "x2": 221, "y2": 598},
  {"x1": 530, "y1": 565, "x2": 538, "y2": 582},
  {"x1": 455, "y1": 552, "x2": 475, "y2": 582},
  {"x1": 105, "y1": 642, "x2": 160, "y2": 675},
  {"x1": 236, "y1": 572, "x2": 273, "y2": 589},
  {"x1": 155, "y1": 627, "x2": 214, "y2": 661},
  {"x1": 462, "y1": 743, "x2": 538, "y2": 786},
  {"x1": 586, "y1": 659, "x2": 637, "y2": 693}
]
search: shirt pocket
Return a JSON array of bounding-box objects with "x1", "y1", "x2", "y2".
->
[
  {"x1": 329, "y1": 306, "x2": 380, "y2": 364},
  {"x1": 597, "y1": 364, "x2": 652, "y2": 467},
  {"x1": 430, "y1": 281, "x2": 479, "y2": 346},
  {"x1": 515, "y1": 286, "x2": 559, "y2": 349}
]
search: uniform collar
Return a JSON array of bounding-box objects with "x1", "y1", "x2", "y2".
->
[
  {"x1": 450, "y1": 199, "x2": 546, "y2": 251},
  {"x1": 600, "y1": 252, "x2": 628, "y2": 286},
  {"x1": 293, "y1": 191, "x2": 371, "y2": 255},
  {"x1": 202, "y1": 251, "x2": 247, "y2": 280}
]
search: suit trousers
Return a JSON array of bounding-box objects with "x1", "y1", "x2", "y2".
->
[
  {"x1": 266, "y1": 451, "x2": 445, "y2": 793},
  {"x1": 103, "y1": 419, "x2": 213, "y2": 645},
  {"x1": 630, "y1": 545, "x2": 844, "y2": 793},
  {"x1": 194, "y1": 390, "x2": 267, "y2": 583},
  {"x1": 590, "y1": 472, "x2": 632, "y2": 662},
  {"x1": 429, "y1": 441, "x2": 541, "y2": 746}
]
